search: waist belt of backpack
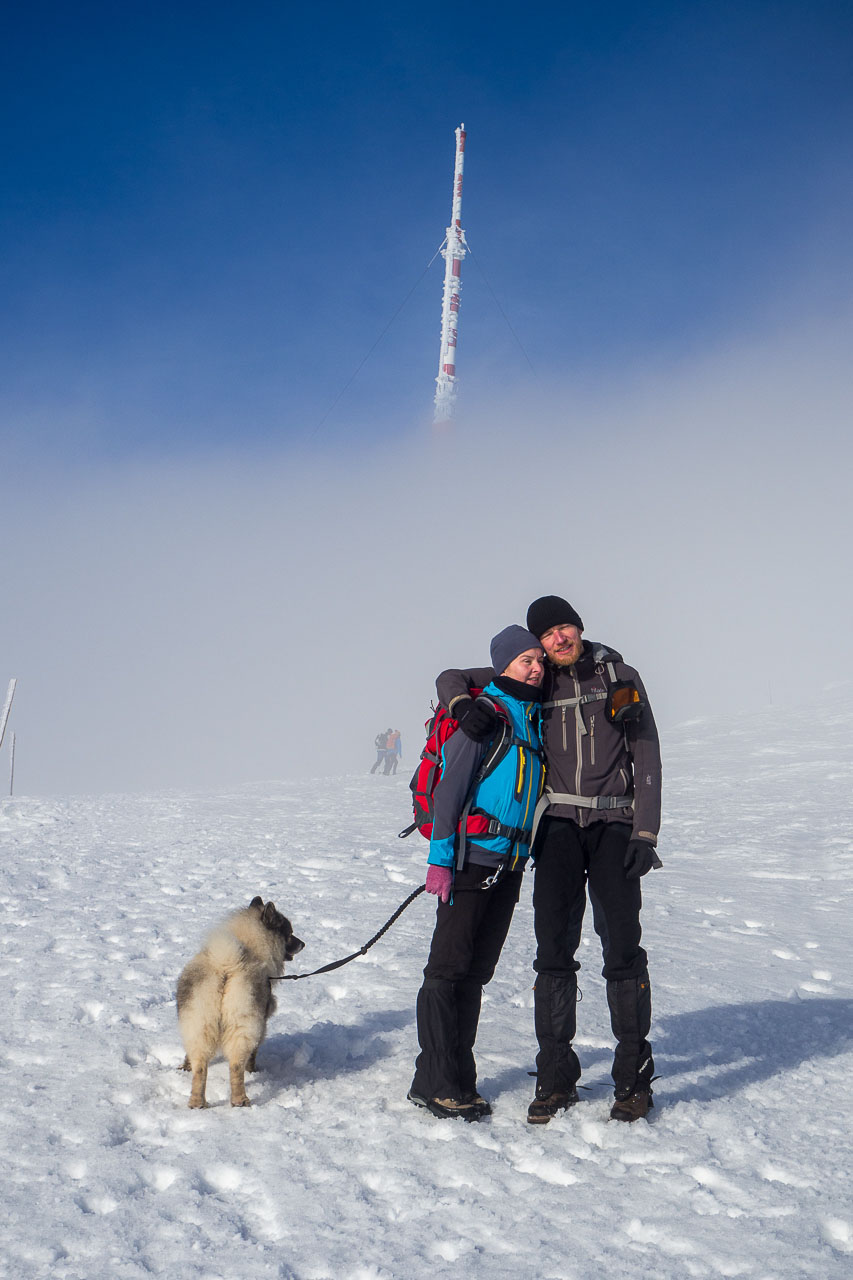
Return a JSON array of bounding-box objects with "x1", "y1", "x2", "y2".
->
[
  {"x1": 469, "y1": 808, "x2": 532, "y2": 845},
  {"x1": 530, "y1": 789, "x2": 633, "y2": 846},
  {"x1": 547, "y1": 791, "x2": 632, "y2": 810},
  {"x1": 455, "y1": 803, "x2": 533, "y2": 871}
]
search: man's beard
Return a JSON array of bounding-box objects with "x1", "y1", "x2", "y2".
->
[{"x1": 548, "y1": 643, "x2": 583, "y2": 668}]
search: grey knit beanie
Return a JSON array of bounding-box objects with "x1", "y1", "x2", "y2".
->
[{"x1": 490, "y1": 625, "x2": 542, "y2": 675}]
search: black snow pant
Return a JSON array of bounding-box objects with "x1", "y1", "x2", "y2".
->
[
  {"x1": 531, "y1": 817, "x2": 654, "y2": 1096},
  {"x1": 411, "y1": 863, "x2": 523, "y2": 1102}
]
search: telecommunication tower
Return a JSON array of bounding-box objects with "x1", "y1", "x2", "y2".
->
[{"x1": 433, "y1": 124, "x2": 467, "y2": 423}]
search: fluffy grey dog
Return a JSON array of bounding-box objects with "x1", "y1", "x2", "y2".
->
[{"x1": 177, "y1": 896, "x2": 304, "y2": 1108}]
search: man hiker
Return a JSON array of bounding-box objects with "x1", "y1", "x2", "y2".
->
[
  {"x1": 436, "y1": 595, "x2": 662, "y2": 1123},
  {"x1": 370, "y1": 729, "x2": 392, "y2": 774}
]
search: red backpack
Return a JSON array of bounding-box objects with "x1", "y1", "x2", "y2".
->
[{"x1": 398, "y1": 692, "x2": 513, "y2": 841}]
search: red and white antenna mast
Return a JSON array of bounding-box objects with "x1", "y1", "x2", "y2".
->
[{"x1": 433, "y1": 123, "x2": 467, "y2": 423}]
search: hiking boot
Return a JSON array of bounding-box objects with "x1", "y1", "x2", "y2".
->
[
  {"x1": 462, "y1": 1092, "x2": 492, "y2": 1118},
  {"x1": 426, "y1": 1095, "x2": 481, "y2": 1121},
  {"x1": 609, "y1": 1089, "x2": 654, "y2": 1122},
  {"x1": 407, "y1": 1090, "x2": 479, "y2": 1121},
  {"x1": 526, "y1": 1086, "x2": 579, "y2": 1125}
]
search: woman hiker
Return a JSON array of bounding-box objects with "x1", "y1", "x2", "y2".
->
[{"x1": 408, "y1": 625, "x2": 546, "y2": 1120}]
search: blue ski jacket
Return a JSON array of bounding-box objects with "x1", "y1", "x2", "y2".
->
[{"x1": 428, "y1": 680, "x2": 545, "y2": 872}]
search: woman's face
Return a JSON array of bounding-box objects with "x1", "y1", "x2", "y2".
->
[{"x1": 502, "y1": 647, "x2": 545, "y2": 687}]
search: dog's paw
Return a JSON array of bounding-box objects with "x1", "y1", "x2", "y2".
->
[
  {"x1": 180, "y1": 1056, "x2": 191, "y2": 1072},
  {"x1": 187, "y1": 1098, "x2": 209, "y2": 1109},
  {"x1": 230, "y1": 1096, "x2": 252, "y2": 1108}
]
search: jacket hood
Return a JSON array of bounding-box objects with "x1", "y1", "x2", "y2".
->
[{"x1": 586, "y1": 640, "x2": 623, "y2": 665}]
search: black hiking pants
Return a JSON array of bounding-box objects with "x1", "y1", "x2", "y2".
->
[
  {"x1": 411, "y1": 863, "x2": 523, "y2": 1102},
  {"x1": 531, "y1": 817, "x2": 654, "y2": 1096}
]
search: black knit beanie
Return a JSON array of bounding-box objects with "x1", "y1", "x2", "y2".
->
[{"x1": 526, "y1": 595, "x2": 584, "y2": 638}]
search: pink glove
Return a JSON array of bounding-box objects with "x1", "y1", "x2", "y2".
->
[{"x1": 425, "y1": 865, "x2": 452, "y2": 903}]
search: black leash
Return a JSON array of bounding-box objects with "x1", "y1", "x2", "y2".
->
[{"x1": 272, "y1": 884, "x2": 426, "y2": 982}]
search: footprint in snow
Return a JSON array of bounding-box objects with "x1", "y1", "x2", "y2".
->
[
  {"x1": 197, "y1": 1164, "x2": 243, "y2": 1194},
  {"x1": 75, "y1": 1193, "x2": 119, "y2": 1215},
  {"x1": 140, "y1": 1165, "x2": 178, "y2": 1191},
  {"x1": 822, "y1": 1218, "x2": 853, "y2": 1253}
]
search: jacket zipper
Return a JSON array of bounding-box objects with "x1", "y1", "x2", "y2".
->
[
  {"x1": 573, "y1": 670, "x2": 584, "y2": 821},
  {"x1": 590, "y1": 714, "x2": 596, "y2": 766},
  {"x1": 519, "y1": 709, "x2": 540, "y2": 844},
  {"x1": 494, "y1": 700, "x2": 541, "y2": 858},
  {"x1": 515, "y1": 746, "x2": 525, "y2": 799},
  {"x1": 571, "y1": 675, "x2": 584, "y2": 793}
]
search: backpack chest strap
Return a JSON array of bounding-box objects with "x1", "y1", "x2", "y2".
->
[
  {"x1": 541, "y1": 662, "x2": 618, "y2": 736},
  {"x1": 542, "y1": 692, "x2": 606, "y2": 737}
]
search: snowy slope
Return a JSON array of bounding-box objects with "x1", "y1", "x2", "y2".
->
[{"x1": 1, "y1": 689, "x2": 852, "y2": 1280}]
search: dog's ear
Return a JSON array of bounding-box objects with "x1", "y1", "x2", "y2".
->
[
  {"x1": 261, "y1": 902, "x2": 281, "y2": 928},
  {"x1": 249, "y1": 896, "x2": 264, "y2": 911}
]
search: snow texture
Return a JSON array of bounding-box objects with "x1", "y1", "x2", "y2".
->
[{"x1": 2, "y1": 688, "x2": 852, "y2": 1279}]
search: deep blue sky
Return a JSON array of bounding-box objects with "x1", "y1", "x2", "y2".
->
[
  {"x1": 3, "y1": 0, "x2": 852, "y2": 464},
  {"x1": 3, "y1": 1, "x2": 853, "y2": 794}
]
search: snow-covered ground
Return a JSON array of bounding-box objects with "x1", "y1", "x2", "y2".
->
[{"x1": 2, "y1": 689, "x2": 852, "y2": 1279}]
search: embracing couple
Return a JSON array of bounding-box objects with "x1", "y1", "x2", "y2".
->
[{"x1": 408, "y1": 594, "x2": 662, "y2": 1125}]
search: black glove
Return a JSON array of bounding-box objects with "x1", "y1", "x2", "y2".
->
[
  {"x1": 624, "y1": 839, "x2": 663, "y2": 879},
  {"x1": 453, "y1": 696, "x2": 498, "y2": 743}
]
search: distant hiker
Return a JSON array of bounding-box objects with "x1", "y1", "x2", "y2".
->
[
  {"x1": 437, "y1": 595, "x2": 662, "y2": 1123},
  {"x1": 370, "y1": 729, "x2": 391, "y2": 775},
  {"x1": 384, "y1": 729, "x2": 401, "y2": 775},
  {"x1": 409, "y1": 626, "x2": 546, "y2": 1121}
]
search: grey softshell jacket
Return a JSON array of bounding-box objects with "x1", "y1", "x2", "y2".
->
[{"x1": 436, "y1": 641, "x2": 662, "y2": 844}]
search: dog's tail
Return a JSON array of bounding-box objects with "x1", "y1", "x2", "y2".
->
[
  {"x1": 177, "y1": 931, "x2": 250, "y2": 1063},
  {"x1": 203, "y1": 928, "x2": 249, "y2": 975}
]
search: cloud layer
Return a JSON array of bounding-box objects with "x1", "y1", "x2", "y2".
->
[{"x1": 3, "y1": 298, "x2": 851, "y2": 796}]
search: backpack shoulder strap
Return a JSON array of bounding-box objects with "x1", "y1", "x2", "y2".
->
[{"x1": 455, "y1": 699, "x2": 542, "y2": 870}]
